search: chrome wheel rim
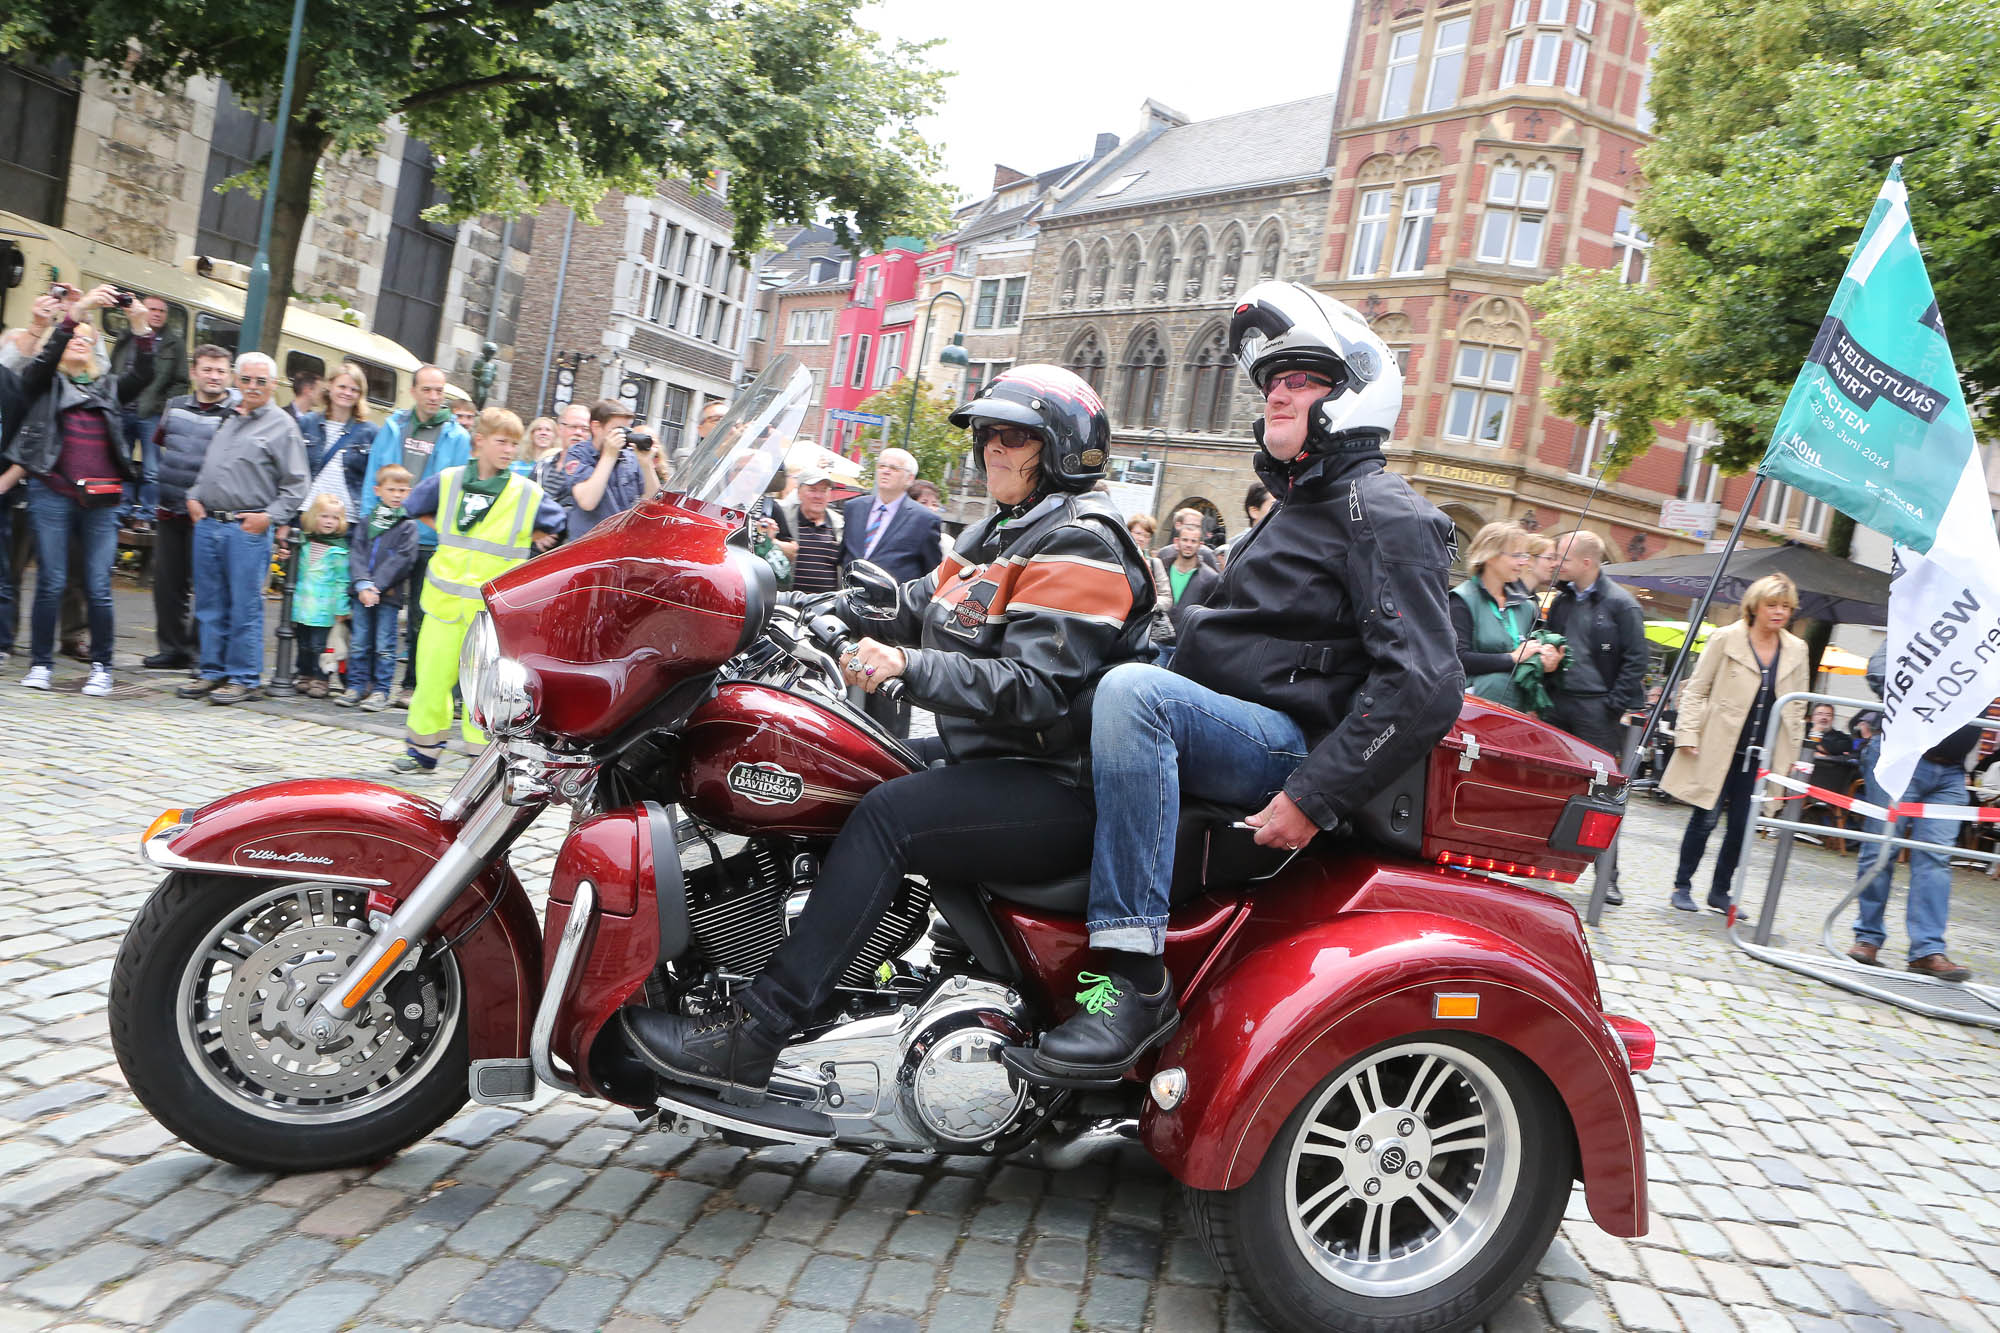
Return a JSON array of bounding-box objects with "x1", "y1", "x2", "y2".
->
[
  {"x1": 1283, "y1": 1041, "x2": 1521, "y2": 1297},
  {"x1": 174, "y1": 882, "x2": 461, "y2": 1124}
]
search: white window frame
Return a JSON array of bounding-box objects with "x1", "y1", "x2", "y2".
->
[
  {"x1": 1393, "y1": 182, "x2": 1439, "y2": 276},
  {"x1": 974, "y1": 274, "x2": 1028, "y2": 330},
  {"x1": 1477, "y1": 165, "x2": 1553, "y2": 269},
  {"x1": 1424, "y1": 18, "x2": 1470, "y2": 112},
  {"x1": 1381, "y1": 28, "x2": 1421, "y2": 119},
  {"x1": 1798, "y1": 493, "x2": 1830, "y2": 539},
  {"x1": 873, "y1": 331, "x2": 906, "y2": 389},
  {"x1": 1755, "y1": 478, "x2": 1793, "y2": 530},
  {"x1": 1682, "y1": 422, "x2": 1723, "y2": 504},
  {"x1": 1350, "y1": 187, "x2": 1394, "y2": 278},
  {"x1": 1572, "y1": 412, "x2": 1615, "y2": 478},
  {"x1": 1528, "y1": 32, "x2": 1562, "y2": 85},
  {"x1": 850, "y1": 334, "x2": 872, "y2": 389},
  {"x1": 1538, "y1": 0, "x2": 1566, "y2": 21},
  {"x1": 1565, "y1": 40, "x2": 1589, "y2": 95},
  {"x1": 1501, "y1": 36, "x2": 1523, "y2": 87},
  {"x1": 1636, "y1": 45, "x2": 1658, "y2": 131},
  {"x1": 1510, "y1": 0, "x2": 1530, "y2": 27},
  {"x1": 1613, "y1": 206, "x2": 1651, "y2": 285},
  {"x1": 999, "y1": 276, "x2": 1026, "y2": 327},
  {"x1": 1577, "y1": 0, "x2": 1597, "y2": 33},
  {"x1": 1444, "y1": 343, "x2": 1519, "y2": 447}
]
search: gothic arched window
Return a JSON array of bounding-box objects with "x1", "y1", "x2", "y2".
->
[
  {"x1": 1182, "y1": 323, "x2": 1236, "y2": 434},
  {"x1": 1120, "y1": 326, "x2": 1170, "y2": 428},
  {"x1": 1218, "y1": 228, "x2": 1246, "y2": 298},
  {"x1": 1149, "y1": 231, "x2": 1175, "y2": 302},
  {"x1": 1256, "y1": 222, "x2": 1284, "y2": 280},
  {"x1": 1118, "y1": 237, "x2": 1144, "y2": 303},
  {"x1": 1087, "y1": 241, "x2": 1111, "y2": 305},
  {"x1": 1065, "y1": 326, "x2": 1108, "y2": 393},
  {"x1": 1059, "y1": 244, "x2": 1083, "y2": 308},
  {"x1": 1183, "y1": 233, "x2": 1210, "y2": 301}
]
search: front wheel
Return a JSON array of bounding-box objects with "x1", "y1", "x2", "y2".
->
[
  {"x1": 1187, "y1": 1033, "x2": 1574, "y2": 1333},
  {"x1": 110, "y1": 874, "x2": 469, "y2": 1172}
]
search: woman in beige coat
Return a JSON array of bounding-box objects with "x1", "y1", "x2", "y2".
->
[{"x1": 1660, "y1": 574, "x2": 1809, "y2": 912}]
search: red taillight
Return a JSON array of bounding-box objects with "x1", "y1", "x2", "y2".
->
[
  {"x1": 1604, "y1": 1014, "x2": 1655, "y2": 1072},
  {"x1": 1577, "y1": 810, "x2": 1622, "y2": 850}
]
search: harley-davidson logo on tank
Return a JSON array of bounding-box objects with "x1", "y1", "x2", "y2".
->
[{"x1": 726, "y1": 762, "x2": 806, "y2": 805}]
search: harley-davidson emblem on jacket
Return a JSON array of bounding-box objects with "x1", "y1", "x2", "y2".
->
[{"x1": 727, "y1": 762, "x2": 805, "y2": 805}]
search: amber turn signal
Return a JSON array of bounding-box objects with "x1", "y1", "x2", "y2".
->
[{"x1": 142, "y1": 808, "x2": 186, "y2": 843}]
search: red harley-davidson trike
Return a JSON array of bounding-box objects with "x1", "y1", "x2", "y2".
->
[{"x1": 109, "y1": 358, "x2": 1651, "y2": 1332}]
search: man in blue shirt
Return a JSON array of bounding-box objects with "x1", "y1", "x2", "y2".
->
[
  {"x1": 355, "y1": 365, "x2": 471, "y2": 700},
  {"x1": 546, "y1": 399, "x2": 665, "y2": 540}
]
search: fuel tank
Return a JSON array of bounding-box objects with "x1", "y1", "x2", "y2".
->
[
  {"x1": 678, "y1": 682, "x2": 917, "y2": 836},
  {"x1": 481, "y1": 493, "x2": 773, "y2": 743}
]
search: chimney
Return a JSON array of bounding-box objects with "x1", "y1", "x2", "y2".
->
[
  {"x1": 1092, "y1": 132, "x2": 1119, "y2": 160},
  {"x1": 991, "y1": 164, "x2": 1029, "y2": 190},
  {"x1": 1137, "y1": 98, "x2": 1191, "y2": 137}
]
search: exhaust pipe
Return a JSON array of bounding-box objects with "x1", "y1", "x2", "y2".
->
[{"x1": 1028, "y1": 1117, "x2": 1139, "y2": 1171}]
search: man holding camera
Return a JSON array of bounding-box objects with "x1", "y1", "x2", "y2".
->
[
  {"x1": 110, "y1": 293, "x2": 187, "y2": 531},
  {"x1": 547, "y1": 398, "x2": 663, "y2": 540}
]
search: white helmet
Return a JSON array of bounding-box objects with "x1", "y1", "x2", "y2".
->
[{"x1": 1228, "y1": 282, "x2": 1404, "y2": 446}]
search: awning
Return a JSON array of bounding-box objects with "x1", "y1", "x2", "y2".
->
[{"x1": 1603, "y1": 543, "x2": 1889, "y2": 625}]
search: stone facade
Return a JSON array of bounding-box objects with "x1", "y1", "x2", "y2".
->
[
  {"x1": 1319, "y1": 0, "x2": 1806, "y2": 563},
  {"x1": 62, "y1": 71, "x2": 211, "y2": 263},
  {"x1": 764, "y1": 280, "x2": 850, "y2": 444},
  {"x1": 294, "y1": 139, "x2": 397, "y2": 324},
  {"x1": 510, "y1": 178, "x2": 749, "y2": 455},
  {"x1": 1020, "y1": 179, "x2": 1331, "y2": 538}
]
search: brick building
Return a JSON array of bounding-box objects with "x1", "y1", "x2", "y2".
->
[
  {"x1": 1015, "y1": 96, "x2": 1337, "y2": 539},
  {"x1": 0, "y1": 62, "x2": 532, "y2": 400},
  {"x1": 1318, "y1": 0, "x2": 1825, "y2": 562},
  {"x1": 746, "y1": 225, "x2": 853, "y2": 446},
  {"x1": 510, "y1": 178, "x2": 751, "y2": 456}
]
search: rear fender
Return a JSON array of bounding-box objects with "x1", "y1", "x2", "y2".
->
[
  {"x1": 1142, "y1": 909, "x2": 1646, "y2": 1237},
  {"x1": 146, "y1": 779, "x2": 542, "y2": 1061}
]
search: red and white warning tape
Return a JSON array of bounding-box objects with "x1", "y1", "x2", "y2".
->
[{"x1": 1757, "y1": 770, "x2": 2000, "y2": 824}]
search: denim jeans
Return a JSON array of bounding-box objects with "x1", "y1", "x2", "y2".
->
[
  {"x1": 193, "y1": 518, "x2": 272, "y2": 686},
  {"x1": 1087, "y1": 662, "x2": 1309, "y2": 951},
  {"x1": 348, "y1": 599, "x2": 400, "y2": 697},
  {"x1": 294, "y1": 624, "x2": 330, "y2": 680},
  {"x1": 122, "y1": 413, "x2": 160, "y2": 516},
  {"x1": 25, "y1": 480, "x2": 118, "y2": 668},
  {"x1": 1852, "y1": 738, "x2": 1963, "y2": 960},
  {"x1": 0, "y1": 502, "x2": 20, "y2": 655},
  {"x1": 1674, "y1": 759, "x2": 1760, "y2": 899}
]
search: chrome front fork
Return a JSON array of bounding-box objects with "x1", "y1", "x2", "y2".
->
[{"x1": 304, "y1": 747, "x2": 539, "y2": 1043}]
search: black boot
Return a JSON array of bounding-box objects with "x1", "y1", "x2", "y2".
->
[
  {"x1": 1006, "y1": 969, "x2": 1179, "y2": 1088},
  {"x1": 619, "y1": 1002, "x2": 787, "y2": 1107}
]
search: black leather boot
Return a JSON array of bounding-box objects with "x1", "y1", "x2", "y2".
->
[
  {"x1": 619, "y1": 1002, "x2": 787, "y2": 1107},
  {"x1": 1005, "y1": 970, "x2": 1179, "y2": 1087}
]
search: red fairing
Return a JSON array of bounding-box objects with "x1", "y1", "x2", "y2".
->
[
  {"x1": 1136, "y1": 858, "x2": 1646, "y2": 1237},
  {"x1": 679, "y1": 682, "x2": 917, "y2": 836},
  {"x1": 991, "y1": 894, "x2": 1248, "y2": 1023},
  {"x1": 542, "y1": 808, "x2": 662, "y2": 1104},
  {"x1": 162, "y1": 780, "x2": 542, "y2": 1061},
  {"x1": 1429, "y1": 697, "x2": 1631, "y2": 879},
  {"x1": 482, "y1": 493, "x2": 754, "y2": 742}
]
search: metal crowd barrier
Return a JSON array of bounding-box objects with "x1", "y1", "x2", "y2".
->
[{"x1": 1720, "y1": 689, "x2": 2000, "y2": 1028}]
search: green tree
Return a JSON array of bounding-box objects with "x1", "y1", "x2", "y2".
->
[
  {"x1": 1529, "y1": 0, "x2": 2000, "y2": 474},
  {"x1": 1, "y1": 0, "x2": 951, "y2": 353},
  {"x1": 853, "y1": 380, "x2": 966, "y2": 499}
]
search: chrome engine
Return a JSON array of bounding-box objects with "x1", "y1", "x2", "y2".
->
[{"x1": 771, "y1": 976, "x2": 1033, "y2": 1151}]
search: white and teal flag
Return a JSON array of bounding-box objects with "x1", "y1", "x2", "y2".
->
[{"x1": 1762, "y1": 163, "x2": 1997, "y2": 796}]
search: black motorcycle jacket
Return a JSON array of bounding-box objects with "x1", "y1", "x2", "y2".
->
[
  {"x1": 853, "y1": 490, "x2": 1153, "y2": 783},
  {"x1": 1170, "y1": 436, "x2": 1465, "y2": 830}
]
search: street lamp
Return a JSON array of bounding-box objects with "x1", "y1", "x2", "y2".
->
[
  {"x1": 901, "y1": 290, "x2": 970, "y2": 453},
  {"x1": 238, "y1": 0, "x2": 309, "y2": 354}
]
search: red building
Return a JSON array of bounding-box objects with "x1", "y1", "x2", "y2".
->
[{"x1": 824, "y1": 239, "x2": 935, "y2": 457}]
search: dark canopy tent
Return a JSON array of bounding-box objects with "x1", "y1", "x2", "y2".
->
[{"x1": 1603, "y1": 543, "x2": 1890, "y2": 626}]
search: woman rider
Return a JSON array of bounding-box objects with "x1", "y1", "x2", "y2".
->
[{"x1": 621, "y1": 365, "x2": 1157, "y2": 1107}]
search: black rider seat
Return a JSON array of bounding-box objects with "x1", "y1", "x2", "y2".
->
[{"x1": 981, "y1": 798, "x2": 1301, "y2": 914}]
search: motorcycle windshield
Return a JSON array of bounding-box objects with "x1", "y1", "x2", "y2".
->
[{"x1": 676, "y1": 356, "x2": 818, "y2": 513}]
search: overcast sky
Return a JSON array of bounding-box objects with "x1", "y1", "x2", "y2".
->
[{"x1": 860, "y1": 0, "x2": 1356, "y2": 208}]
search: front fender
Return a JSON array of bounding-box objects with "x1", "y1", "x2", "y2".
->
[
  {"x1": 1143, "y1": 908, "x2": 1646, "y2": 1237},
  {"x1": 146, "y1": 779, "x2": 542, "y2": 1061}
]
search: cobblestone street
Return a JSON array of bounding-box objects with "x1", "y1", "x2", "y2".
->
[{"x1": 4, "y1": 650, "x2": 2000, "y2": 1332}]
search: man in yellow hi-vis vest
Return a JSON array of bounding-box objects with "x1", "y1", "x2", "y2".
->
[{"x1": 393, "y1": 408, "x2": 565, "y2": 772}]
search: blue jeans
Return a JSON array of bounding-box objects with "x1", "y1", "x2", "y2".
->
[
  {"x1": 347, "y1": 599, "x2": 400, "y2": 697},
  {"x1": 25, "y1": 480, "x2": 117, "y2": 668},
  {"x1": 122, "y1": 413, "x2": 160, "y2": 516},
  {"x1": 193, "y1": 518, "x2": 272, "y2": 686},
  {"x1": 1853, "y1": 738, "x2": 1963, "y2": 960},
  {"x1": 0, "y1": 502, "x2": 21, "y2": 655},
  {"x1": 1087, "y1": 662, "x2": 1309, "y2": 951}
]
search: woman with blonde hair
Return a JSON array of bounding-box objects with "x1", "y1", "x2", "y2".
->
[
  {"x1": 1660, "y1": 573, "x2": 1809, "y2": 911},
  {"x1": 522, "y1": 416, "x2": 562, "y2": 491},
  {"x1": 1449, "y1": 521, "x2": 1555, "y2": 711},
  {"x1": 1521, "y1": 533, "x2": 1559, "y2": 600},
  {"x1": 301, "y1": 362, "x2": 378, "y2": 519}
]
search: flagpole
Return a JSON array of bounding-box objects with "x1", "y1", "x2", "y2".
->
[{"x1": 1589, "y1": 470, "x2": 1767, "y2": 927}]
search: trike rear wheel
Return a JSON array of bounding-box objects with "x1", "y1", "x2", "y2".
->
[{"x1": 1188, "y1": 1032, "x2": 1573, "y2": 1333}]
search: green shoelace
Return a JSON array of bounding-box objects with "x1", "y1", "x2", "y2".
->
[{"x1": 1074, "y1": 972, "x2": 1123, "y2": 1015}]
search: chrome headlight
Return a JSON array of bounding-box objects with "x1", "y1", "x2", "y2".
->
[{"x1": 459, "y1": 611, "x2": 539, "y2": 738}]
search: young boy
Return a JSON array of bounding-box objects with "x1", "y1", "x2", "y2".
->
[
  {"x1": 394, "y1": 409, "x2": 565, "y2": 772},
  {"x1": 340, "y1": 464, "x2": 418, "y2": 711}
]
